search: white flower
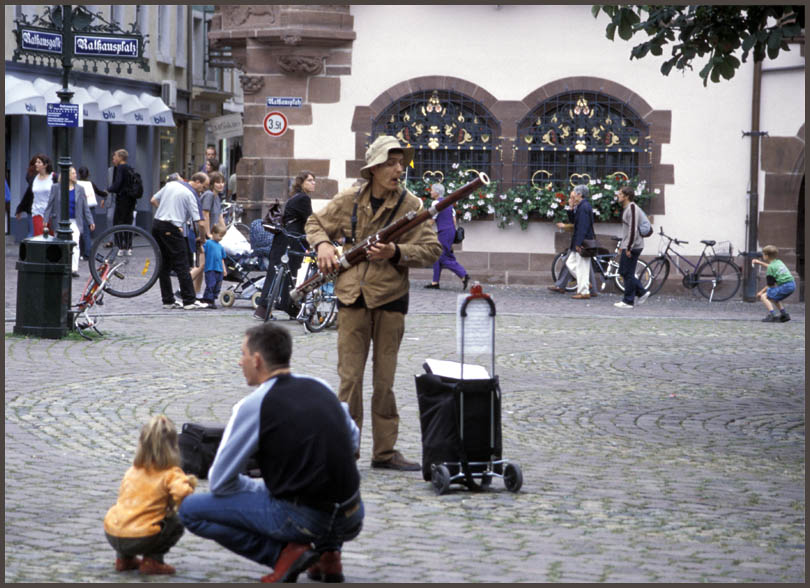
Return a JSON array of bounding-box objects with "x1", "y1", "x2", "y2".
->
[
  {"x1": 592, "y1": 193, "x2": 602, "y2": 201},
  {"x1": 550, "y1": 202, "x2": 558, "y2": 209},
  {"x1": 546, "y1": 210, "x2": 554, "y2": 218},
  {"x1": 499, "y1": 194, "x2": 507, "y2": 200},
  {"x1": 590, "y1": 179, "x2": 597, "y2": 185},
  {"x1": 507, "y1": 220, "x2": 514, "y2": 226},
  {"x1": 513, "y1": 206, "x2": 520, "y2": 211},
  {"x1": 522, "y1": 214, "x2": 528, "y2": 220},
  {"x1": 463, "y1": 211, "x2": 472, "y2": 221},
  {"x1": 654, "y1": 188, "x2": 661, "y2": 194},
  {"x1": 594, "y1": 210, "x2": 601, "y2": 216},
  {"x1": 514, "y1": 197, "x2": 523, "y2": 203},
  {"x1": 449, "y1": 183, "x2": 456, "y2": 189},
  {"x1": 462, "y1": 203, "x2": 470, "y2": 209},
  {"x1": 451, "y1": 163, "x2": 459, "y2": 170},
  {"x1": 486, "y1": 193, "x2": 493, "y2": 199},
  {"x1": 635, "y1": 188, "x2": 642, "y2": 196},
  {"x1": 487, "y1": 205, "x2": 495, "y2": 214}
]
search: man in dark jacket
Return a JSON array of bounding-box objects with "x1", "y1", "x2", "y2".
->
[
  {"x1": 564, "y1": 184, "x2": 595, "y2": 299},
  {"x1": 108, "y1": 149, "x2": 136, "y2": 254}
]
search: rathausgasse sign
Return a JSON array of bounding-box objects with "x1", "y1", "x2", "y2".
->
[
  {"x1": 74, "y1": 35, "x2": 139, "y2": 58},
  {"x1": 21, "y1": 29, "x2": 63, "y2": 53}
]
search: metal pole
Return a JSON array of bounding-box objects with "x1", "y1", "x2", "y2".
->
[
  {"x1": 56, "y1": 4, "x2": 74, "y2": 243},
  {"x1": 743, "y1": 60, "x2": 763, "y2": 302}
]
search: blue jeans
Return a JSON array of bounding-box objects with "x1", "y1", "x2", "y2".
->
[
  {"x1": 767, "y1": 280, "x2": 795, "y2": 302},
  {"x1": 178, "y1": 485, "x2": 364, "y2": 568},
  {"x1": 202, "y1": 270, "x2": 223, "y2": 304},
  {"x1": 620, "y1": 248, "x2": 647, "y2": 304}
]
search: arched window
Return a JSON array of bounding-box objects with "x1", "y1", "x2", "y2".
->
[
  {"x1": 372, "y1": 90, "x2": 500, "y2": 183},
  {"x1": 516, "y1": 91, "x2": 651, "y2": 188}
]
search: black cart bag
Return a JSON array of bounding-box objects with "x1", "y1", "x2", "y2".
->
[
  {"x1": 415, "y1": 372, "x2": 502, "y2": 487},
  {"x1": 178, "y1": 423, "x2": 260, "y2": 478}
]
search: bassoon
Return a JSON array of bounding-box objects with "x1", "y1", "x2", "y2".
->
[{"x1": 290, "y1": 172, "x2": 490, "y2": 303}]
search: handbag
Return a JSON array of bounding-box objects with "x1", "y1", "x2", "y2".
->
[
  {"x1": 580, "y1": 238, "x2": 598, "y2": 257},
  {"x1": 178, "y1": 423, "x2": 261, "y2": 479},
  {"x1": 453, "y1": 225, "x2": 465, "y2": 244}
]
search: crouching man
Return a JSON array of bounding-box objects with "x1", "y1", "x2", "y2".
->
[{"x1": 179, "y1": 323, "x2": 363, "y2": 583}]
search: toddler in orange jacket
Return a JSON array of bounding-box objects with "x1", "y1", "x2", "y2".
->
[{"x1": 104, "y1": 415, "x2": 197, "y2": 575}]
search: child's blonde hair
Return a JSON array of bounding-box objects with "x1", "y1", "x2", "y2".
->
[
  {"x1": 133, "y1": 415, "x2": 181, "y2": 470},
  {"x1": 211, "y1": 224, "x2": 227, "y2": 237},
  {"x1": 762, "y1": 245, "x2": 779, "y2": 261}
]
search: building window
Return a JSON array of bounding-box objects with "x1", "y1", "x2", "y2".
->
[
  {"x1": 157, "y1": 5, "x2": 171, "y2": 64},
  {"x1": 516, "y1": 91, "x2": 651, "y2": 189},
  {"x1": 192, "y1": 12, "x2": 205, "y2": 85},
  {"x1": 175, "y1": 6, "x2": 186, "y2": 69},
  {"x1": 372, "y1": 90, "x2": 499, "y2": 183}
]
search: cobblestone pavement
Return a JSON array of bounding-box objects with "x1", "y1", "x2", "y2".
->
[{"x1": 4, "y1": 238, "x2": 805, "y2": 582}]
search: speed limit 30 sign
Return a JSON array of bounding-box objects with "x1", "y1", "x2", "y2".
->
[{"x1": 263, "y1": 111, "x2": 288, "y2": 137}]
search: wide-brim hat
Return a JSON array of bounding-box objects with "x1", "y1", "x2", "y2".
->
[{"x1": 359, "y1": 135, "x2": 414, "y2": 180}]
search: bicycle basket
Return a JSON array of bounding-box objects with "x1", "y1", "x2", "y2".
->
[{"x1": 713, "y1": 241, "x2": 734, "y2": 259}]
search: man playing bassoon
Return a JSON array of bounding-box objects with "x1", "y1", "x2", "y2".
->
[{"x1": 306, "y1": 135, "x2": 442, "y2": 471}]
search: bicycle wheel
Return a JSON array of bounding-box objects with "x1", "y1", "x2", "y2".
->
[
  {"x1": 551, "y1": 252, "x2": 578, "y2": 291},
  {"x1": 645, "y1": 257, "x2": 670, "y2": 296},
  {"x1": 89, "y1": 225, "x2": 161, "y2": 298},
  {"x1": 263, "y1": 266, "x2": 287, "y2": 320},
  {"x1": 303, "y1": 286, "x2": 337, "y2": 333},
  {"x1": 615, "y1": 259, "x2": 652, "y2": 292},
  {"x1": 696, "y1": 258, "x2": 741, "y2": 301}
]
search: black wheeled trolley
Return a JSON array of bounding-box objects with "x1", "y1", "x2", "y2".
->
[{"x1": 415, "y1": 284, "x2": 523, "y2": 495}]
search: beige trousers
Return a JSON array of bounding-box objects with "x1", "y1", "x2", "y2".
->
[{"x1": 336, "y1": 305, "x2": 405, "y2": 462}]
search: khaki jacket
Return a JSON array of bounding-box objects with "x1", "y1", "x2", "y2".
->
[{"x1": 306, "y1": 182, "x2": 442, "y2": 308}]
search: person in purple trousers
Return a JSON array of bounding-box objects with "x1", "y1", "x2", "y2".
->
[{"x1": 424, "y1": 183, "x2": 470, "y2": 291}]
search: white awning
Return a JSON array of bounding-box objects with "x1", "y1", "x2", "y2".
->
[
  {"x1": 111, "y1": 90, "x2": 149, "y2": 125},
  {"x1": 86, "y1": 85, "x2": 124, "y2": 123},
  {"x1": 5, "y1": 74, "x2": 46, "y2": 115},
  {"x1": 138, "y1": 93, "x2": 176, "y2": 127}
]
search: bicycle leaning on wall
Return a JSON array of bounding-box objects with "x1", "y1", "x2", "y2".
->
[
  {"x1": 551, "y1": 236, "x2": 653, "y2": 293},
  {"x1": 645, "y1": 227, "x2": 742, "y2": 301}
]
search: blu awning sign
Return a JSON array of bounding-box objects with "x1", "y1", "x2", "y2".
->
[
  {"x1": 75, "y1": 35, "x2": 139, "y2": 58},
  {"x1": 266, "y1": 97, "x2": 303, "y2": 108},
  {"x1": 47, "y1": 103, "x2": 79, "y2": 127}
]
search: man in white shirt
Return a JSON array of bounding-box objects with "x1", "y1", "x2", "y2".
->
[{"x1": 151, "y1": 173, "x2": 209, "y2": 309}]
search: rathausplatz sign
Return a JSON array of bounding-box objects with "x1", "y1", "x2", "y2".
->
[
  {"x1": 74, "y1": 35, "x2": 139, "y2": 58},
  {"x1": 21, "y1": 29, "x2": 63, "y2": 53}
]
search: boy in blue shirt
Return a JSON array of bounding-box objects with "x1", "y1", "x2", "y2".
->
[
  {"x1": 752, "y1": 245, "x2": 796, "y2": 323},
  {"x1": 201, "y1": 224, "x2": 227, "y2": 309}
]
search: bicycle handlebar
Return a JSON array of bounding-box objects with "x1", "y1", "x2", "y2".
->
[{"x1": 658, "y1": 226, "x2": 688, "y2": 245}]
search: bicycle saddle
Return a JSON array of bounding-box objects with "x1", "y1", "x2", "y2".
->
[{"x1": 700, "y1": 239, "x2": 716, "y2": 246}]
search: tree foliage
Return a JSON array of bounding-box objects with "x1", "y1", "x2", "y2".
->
[{"x1": 592, "y1": 5, "x2": 805, "y2": 85}]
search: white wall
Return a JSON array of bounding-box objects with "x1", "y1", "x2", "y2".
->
[{"x1": 291, "y1": 5, "x2": 804, "y2": 256}]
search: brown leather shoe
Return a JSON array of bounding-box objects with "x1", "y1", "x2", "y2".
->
[
  {"x1": 307, "y1": 551, "x2": 344, "y2": 583},
  {"x1": 115, "y1": 556, "x2": 141, "y2": 572},
  {"x1": 571, "y1": 293, "x2": 591, "y2": 299},
  {"x1": 589, "y1": 291, "x2": 598, "y2": 297},
  {"x1": 139, "y1": 557, "x2": 175, "y2": 575},
  {"x1": 547, "y1": 286, "x2": 565, "y2": 293},
  {"x1": 261, "y1": 543, "x2": 318, "y2": 583},
  {"x1": 370, "y1": 450, "x2": 420, "y2": 471}
]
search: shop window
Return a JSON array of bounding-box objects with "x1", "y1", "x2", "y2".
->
[
  {"x1": 372, "y1": 90, "x2": 499, "y2": 183},
  {"x1": 515, "y1": 91, "x2": 651, "y2": 189}
]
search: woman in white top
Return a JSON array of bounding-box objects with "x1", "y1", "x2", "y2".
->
[
  {"x1": 44, "y1": 166, "x2": 94, "y2": 276},
  {"x1": 14, "y1": 154, "x2": 55, "y2": 236}
]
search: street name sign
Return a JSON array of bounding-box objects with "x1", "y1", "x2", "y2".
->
[{"x1": 266, "y1": 97, "x2": 303, "y2": 108}]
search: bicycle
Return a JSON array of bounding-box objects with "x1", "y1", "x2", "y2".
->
[
  {"x1": 258, "y1": 228, "x2": 309, "y2": 322},
  {"x1": 296, "y1": 248, "x2": 338, "y2": 333},
  {"x1": 74, "y1": 224, "x2": 161, "y2": 339},
  {"x1": 551, "y1": 236, "x2": 653, "y2": 293},
  {"x1": 644, "y1": 227, "x2": 742, "y2": 301}
]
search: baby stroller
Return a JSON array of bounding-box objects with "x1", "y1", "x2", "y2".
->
[
  {"x1": 218, "y1": 221, "x2": 277, "y2": 309},
  {"x1": 414, "y1": 284, "x2": 523, "y2": 495}
]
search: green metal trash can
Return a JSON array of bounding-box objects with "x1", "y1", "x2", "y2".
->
[{"x1": 13, "y1": 235, "x2": 73, "y2": 339}]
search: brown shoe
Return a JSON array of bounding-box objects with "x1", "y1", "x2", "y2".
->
[
  {"x1": 370, "y1": 450, "x2": 420, "y2": 471},
  {"x1": 589, "y1": 291, "x2": 598, "y2": 297},
  {"x1": 571, "y1": 293, "x2": 591, "y2": 299},
  {"x1": 547, "y1": 286, "x2": 565, "y2": 293},
  {"x1": 307, "y1": 551, "x2": 344, "y2": 583},
  {"x1": 139, "y1": 557, "x2": 175, "y2": 575},
  {"x1": 115, "y1": 556, "x2": 141, "y2": 572},
  {"x1": 261, "y1": 542, "x2": 318, "y2": 583}
]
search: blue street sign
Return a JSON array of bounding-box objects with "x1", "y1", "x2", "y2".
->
[
  {"x1": 47, "y1": 103, "x2": 79, "y2": 127},
  {"x1": 74, "y1": 35, "x2": 139, "y2": 58},
  {"x1": 266, "y1": 96, "x2": 303, "y2": 108},
  {"x1": 20, "y1": 28, "x2": 63, "y2": 53}
]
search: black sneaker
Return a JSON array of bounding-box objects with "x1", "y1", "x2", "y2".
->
[
  {"x1": 780, "y1": 312, "x2": 791, "y2": 323},
  {"x1": 761, "y1": 314, "x2": 780, "y2": 322}
]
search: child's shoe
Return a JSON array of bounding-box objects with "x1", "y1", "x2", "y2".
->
[
  {"x1": 780, "y1": 312, "x2": 791, "y2": 323},
  {"x1": 761, "y1": 314, "x2": 780, "y2": 322},
  {"x1": 115, "y1": 556, "x2": 141, "y2": 572},
  {"x1": 139, "y1": 557, "x2": 176, "y2": 575}
]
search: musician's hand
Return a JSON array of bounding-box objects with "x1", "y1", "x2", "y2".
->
[
  {"x1": 367, "y1": 241, "x2": 395, "y2": 261},
  {"x1": 317, "y1": 242, "x2": 339, "y2": 274}
]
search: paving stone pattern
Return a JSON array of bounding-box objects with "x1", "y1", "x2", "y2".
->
[{"x1": 4, "y1": 241, "x2": 805, "y2": 582}]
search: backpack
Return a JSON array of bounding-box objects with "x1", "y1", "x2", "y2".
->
[
  {"x1": 634, "y1": 203, "x2": 653, "y2": 237},
  {"x1": 120, "y1": 168, "x2": 144, "y2": 199}
]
